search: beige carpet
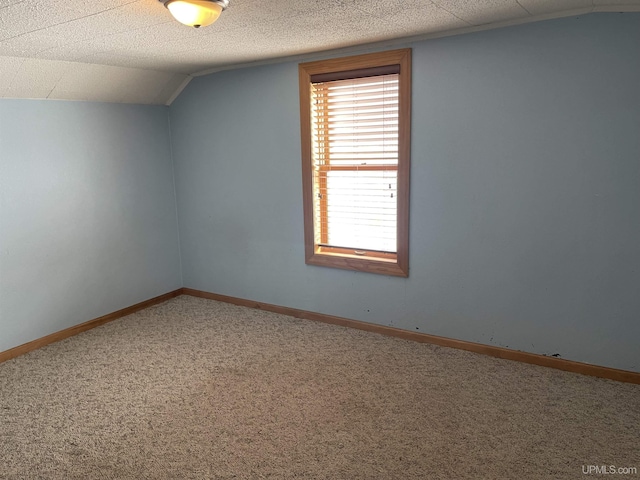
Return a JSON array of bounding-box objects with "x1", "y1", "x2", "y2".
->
[{"x1": 0, "y1": 295, "x2": 638, "y2": 479}]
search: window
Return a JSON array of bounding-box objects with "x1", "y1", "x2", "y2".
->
[{"x1": 299, "y1": 49, "x2": 411, "y2": 277}]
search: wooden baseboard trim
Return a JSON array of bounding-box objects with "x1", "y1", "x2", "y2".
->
[
  {"x1": 0, "y1": 289, "x2": 183, "y2": 364},
  {"x1": 183, "y1": 288, "x2": 640, "y2": 385}
]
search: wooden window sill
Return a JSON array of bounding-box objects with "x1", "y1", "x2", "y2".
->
[{"x1": 306, "y1": 248, "x2": 408, "y2": 277}]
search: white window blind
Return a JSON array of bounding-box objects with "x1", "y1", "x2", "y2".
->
[{"x1": 311, "y1": 74, "x2": 400, "y2": 253}]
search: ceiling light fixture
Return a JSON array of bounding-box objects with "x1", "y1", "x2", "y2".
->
[{"x1": 161, "y1": 0, "x2": 229, "y2": 28}]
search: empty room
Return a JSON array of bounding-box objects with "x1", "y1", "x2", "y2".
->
[{"x1": 1, "y1": 0, "x2": 639, "y2": 478}]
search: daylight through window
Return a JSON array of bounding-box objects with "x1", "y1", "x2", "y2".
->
[{"x1": 299, "y1": 49, "x2": 411, "y2": 276}]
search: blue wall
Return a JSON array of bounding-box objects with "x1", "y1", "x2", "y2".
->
[
  {"x1": 170, "y1": 14, "x2": 640, "y2": 372},
  {"x1": 0, "y1": 100, "x2": 182, "y2": 352}
]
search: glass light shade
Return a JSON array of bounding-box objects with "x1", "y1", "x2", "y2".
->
[{"x1": 166, "y1": 0, "x2": 223, "y2": 28}]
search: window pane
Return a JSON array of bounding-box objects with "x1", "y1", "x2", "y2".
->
[
  {"x1": 311, "y1": 74, "x2": 399, "y2": 253},
  {"x1": 323, "y1": 170, "x2": 397, "y2": 252}
]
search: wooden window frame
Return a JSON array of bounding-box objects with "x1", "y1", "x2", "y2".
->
[{"x1": 299, "y1": 49, "x2": 411, "y2": 277}]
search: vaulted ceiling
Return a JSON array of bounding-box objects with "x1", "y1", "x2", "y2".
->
[{"x1": 1, "y1": 0, "x2": 639, "y2": 105}]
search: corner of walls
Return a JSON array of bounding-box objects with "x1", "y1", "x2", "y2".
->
[
  {"x1": 165, "y1": 76, "x2": 194, "y2": 107},
  {"x1": 0, "y1": 99, "x2": 184, "y2": 353},
  {"x1": 166, "y1": 107, "x2": 184, "y2": 288}
]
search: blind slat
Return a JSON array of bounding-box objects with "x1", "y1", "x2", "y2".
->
[{"x1": 312, "y1": 73, "x2": 400, "y2": 253}]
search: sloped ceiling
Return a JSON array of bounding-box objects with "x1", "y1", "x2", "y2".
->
[{"x1": 1, "y1": 0, "x2": 639, "y2": 105}]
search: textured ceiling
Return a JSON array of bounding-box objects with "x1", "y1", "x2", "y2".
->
[{"x1": 1, "y1": 0, "x2": 639, "y2": 105}]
